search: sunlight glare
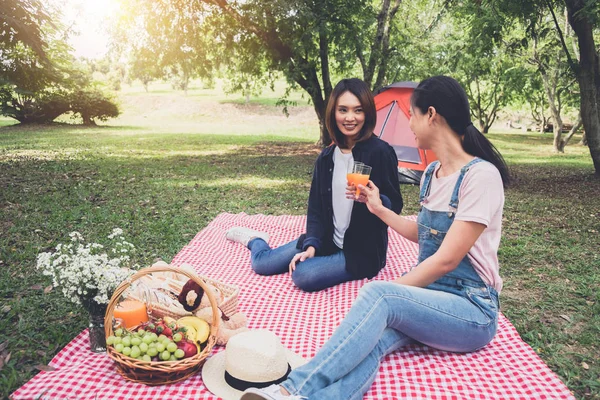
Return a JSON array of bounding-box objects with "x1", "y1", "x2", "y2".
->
[{"x1": 63, "y1": 0, "x2": 122, "y2": 59}]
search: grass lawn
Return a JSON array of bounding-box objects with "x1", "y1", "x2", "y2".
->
[{"x1": 1, "y1": 83, "x2": 599, "y2": 399}]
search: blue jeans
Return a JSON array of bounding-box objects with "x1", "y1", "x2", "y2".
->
[
  {"x1": 280, "y1": 280, "x2": 499, "y2": 400},
  {"x1": 248, "y1": 238, "x2": 355, "y2": 292}
]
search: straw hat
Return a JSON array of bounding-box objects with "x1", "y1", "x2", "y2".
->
[{"x1": 202, "y1": 330, "x2": 307, "y2": 400}]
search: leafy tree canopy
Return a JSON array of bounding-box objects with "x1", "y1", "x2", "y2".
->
[
  {"x1": 0, "y1": 0, "x2": 51, "y2": 61},
  {"x1": 112, "y1": 0, "x2": 434, "y2": 144}
]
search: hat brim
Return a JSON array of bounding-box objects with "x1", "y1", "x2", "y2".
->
[{"x1": 202, "y1": 347, "x2": 307, "y2": 400}]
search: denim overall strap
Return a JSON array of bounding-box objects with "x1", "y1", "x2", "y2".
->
[
  {"x1": 415, "y1": 157, "x2": 499, "y2": 313},
  {"x1": 448, "y1": 158, "x2": 484, "y2": 213},
  {"x1": 419, "y1": 161, "x2": 439, "y2": 205}
]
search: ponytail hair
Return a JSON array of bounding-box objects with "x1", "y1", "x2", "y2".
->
[{"x1": 411, "y1": 76, "x2": 511, "y2": 187}]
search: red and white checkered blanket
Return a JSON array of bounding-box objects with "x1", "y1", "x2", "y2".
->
[{"x1": 12, "y1": 213, "x2": 574, "y2": 400}]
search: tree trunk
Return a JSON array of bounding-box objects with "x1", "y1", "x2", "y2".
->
[
  {"x1": 533, "y1": 32, "x2": 566, "y2": 151},
  {"x1": 563, "y1": 114, "x2": 583, "y2": 147},
  {"x1": 82, "y1": 115, "x2": 97, "y2": 126},
  {"x1": 373, "y1": 0, "x2": 402, "y2": 90},
  {"x1": 576, "y1": 66, "x2": 600, "y2": 168},
  {"x1": 315, "y1": 103, "x2": 329, "y2": 148},
  {"x1": 470, "y1": 77, "x2": 486, "y2": 132},
  {"x1": 319, "y1": 29, "x2": 332, "y2": 103},
  {"x1": 553, "y1": 123, "x2": 565, "y2": 152},
  {"x1": 539, "y1": 115, "x2": 548, "y2": 133},
  {"x1": 364, "y1": 0, "x2": 392, "y2": 87},
  {"x1": 312, "y1": 91, "x2": 330, "y2": 146},
  {"x1": 317, "y1": 28, "x2": 333, "y2": 146},
  {"x1": 540, "y1": 68, "x2": 564, "y2": 152},
  {"x1": 297, "y1": 66, "x2": 329, "y2": 146},
  {"x1": 365, "y1": 0, "x2": 401, "y2": 89},
  {"x1": 565, "y1": 0, "x2": 600, "y2": 176},
  {"x1": 529, "y1": 93, "x2": 547, "y2": 133},
  {"x1": 483, "y1": 87, "x2": 501, "y2": 134}
]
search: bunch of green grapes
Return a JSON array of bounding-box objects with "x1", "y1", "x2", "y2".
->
[{"x1": 106, "y1": 328, "x2": 185, "y2": 362}]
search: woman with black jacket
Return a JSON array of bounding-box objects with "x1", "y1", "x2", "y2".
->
[{"x1": 226, "y1": 78, "x2": 403, "y2": 292}]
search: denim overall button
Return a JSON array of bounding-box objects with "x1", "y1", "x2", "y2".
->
[{"x1": 430, "y1": 229, "x2": 438, "y2": 235}]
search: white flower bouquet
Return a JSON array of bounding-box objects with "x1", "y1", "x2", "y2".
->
[{"x1": 36, "y1": 228, "x2": 141, "y2": 308}]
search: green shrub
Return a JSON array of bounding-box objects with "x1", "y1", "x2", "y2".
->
[
  {"x1": 0, "y1": 86, "x2": 120, "y2": 125},
  {"x1": 0, "y1": 88, "x2": 71, "y2": 123},
  {"x1": 70, "y1": 88, "x2": 120, "y2": 125}
]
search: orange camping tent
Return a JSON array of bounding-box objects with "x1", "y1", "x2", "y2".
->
[{"x1": 374, "y1": 82, "x2": 437, "y2": 185}]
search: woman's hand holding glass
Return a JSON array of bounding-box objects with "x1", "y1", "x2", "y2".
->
[
  {"x1": 346, "y1": 161, "x2": 372, "y2": 200},
  {"x1": 345, "y1": 182, "x2": 369, "y2": 202}
]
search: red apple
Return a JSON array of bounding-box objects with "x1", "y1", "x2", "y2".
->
[{"x1": 177, "y1": 339, "x2": 197, "y2": 358}]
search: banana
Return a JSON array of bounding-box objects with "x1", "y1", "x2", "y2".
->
[
  {"x1": 181, "y1": 324, "x2": 201, "y2": 352},
  {"x1": 183, "y1": 325, "x2": 197, "y2": 342},
  {"x1": 195, "y1": 320, "x2": 210, "y2": 344},
  {"x1": 176, "y1": 316, "x2": 210, "y2": 344},
  {"x1": 177, "y1": 323, "x2": 201, "y2": 352}
]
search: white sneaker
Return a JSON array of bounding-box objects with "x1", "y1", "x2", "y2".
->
[
  {"x1": 225, "y1": 227, "x2": 269, "y2": 247},
  {"x1": 240, "y1": 384, "x2": 306, "y2": 400}
]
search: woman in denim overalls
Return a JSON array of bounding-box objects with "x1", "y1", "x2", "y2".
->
[{"x1": 241, "y1": 76, "x2": 511, "y2": 400}]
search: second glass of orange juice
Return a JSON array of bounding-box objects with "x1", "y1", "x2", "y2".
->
[{"x1": 347, "y1": 162, "x2": 372, "y2": 197}]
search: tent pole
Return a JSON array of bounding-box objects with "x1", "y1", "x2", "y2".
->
[{"x1": 378, "y1": 101, "x2": 396, "y2": 139}]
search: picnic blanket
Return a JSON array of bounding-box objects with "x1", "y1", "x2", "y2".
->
[{"x1": 12, "y1": 212, "x2": 575, "y2": 400}]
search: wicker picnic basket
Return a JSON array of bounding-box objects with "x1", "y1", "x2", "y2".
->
[{"x1": 104, "y1": 265, "x2": 221, "y2": 385}]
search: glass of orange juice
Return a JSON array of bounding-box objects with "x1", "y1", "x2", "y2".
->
[
  {"x1": 113, "y1": 299, "x2": 149, "y2": 329},
  {"x1": 347, "y1": 161, "x2": 372, "y2": 197}
]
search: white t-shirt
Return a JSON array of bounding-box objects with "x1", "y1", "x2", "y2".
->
[
  {"x1": 421, "y1": 161, "x2": 504, "y2": 292},
  {"x1": 332, "y1": 147, "x2": 354, "y2": 249}
]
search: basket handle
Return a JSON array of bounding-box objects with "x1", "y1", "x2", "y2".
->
[{"x1": 104, "y1": 265, "x2": 220, "y2": 340}]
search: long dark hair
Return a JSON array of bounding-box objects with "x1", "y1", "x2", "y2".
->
[
  {"x1": 411, "y1": 75, "x2": 511, "y2": 187},
  {"x1": 325, "y1": 78, "x2": 376, "y2": 149}
]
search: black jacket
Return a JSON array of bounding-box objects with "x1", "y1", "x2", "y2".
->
[{"x1": 299, "y1": 135, "x2": 403, "y2": 279}]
